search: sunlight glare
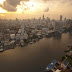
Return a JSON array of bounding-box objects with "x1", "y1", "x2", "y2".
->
[
  {"x1": 17, "y1": 1, "x2": 38, "y2": 13},
  {"x1": 0, "y1": 7, "x2": 7, "y2": 13},
  {"x1": 0, "y1": 0, "x2": 5, "y2": 5}
]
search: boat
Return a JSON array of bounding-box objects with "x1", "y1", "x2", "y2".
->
[
  {"x1": 30, "y1": 41, "x2": 33, "y2": 44},
  {"x1": 0, "y1": 46, "x2": 4, "y2": 52},
  {"x1": 68, "y1": 43, "x2": 72, "y2": 47},
  {"x1": 0, "y1": 48, "x2": 4, "y2": 52},
  {"x1": 64, "y1": 48, "x2": 72, "y2": 52},
  {"x1": 64, "y1": 49, "x2": 70, "y2": 52},
  {"x1": 45, "y1": 59, "x2": 57, "y2": 72}
]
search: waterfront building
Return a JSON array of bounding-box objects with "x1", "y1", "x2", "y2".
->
[
  {"x1": 54, "y1": 21, "x2": 64, "y2": 33},
  {"x1": 10, "y1": 34, "x2": 15, "y2": 39},
  {"x1": 61, "y1": 59, "x2": 69, "y2": 69},
  {"x1": 23, "y1": 32, "x2": 28, "y2": 39},
  {"x1": 42, "y1": 28, "x2": 49, "y2": 35},
  {"x1": 16, "y1": 34, "x2": 21, "y2": 40}
]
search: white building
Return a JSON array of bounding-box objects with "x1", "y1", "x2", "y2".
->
[
  {"x1": 42, "y1": 28, "x2": 49, "y2": 35},
  {"x1": 16, "y1": 34, "x2": 21, "y2": 40},
  {"x1": 18, "y1": 29, "x2": 21, "y2": 34},
  {"x1": 10, "y1": 34, "x2": 15, "y2": 39},
  {"x1": 61, "y1": 59, "x2": 69, "y2": 69},
  {"x1": 21, "y1": 22, "x2": 24, "y2": 35}
]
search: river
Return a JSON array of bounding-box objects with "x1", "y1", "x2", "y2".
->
[{"x1": 0, "y1": 32, "x2": 72, "y2": 72}]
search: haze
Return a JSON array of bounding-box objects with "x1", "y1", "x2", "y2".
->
[{"x1": 0, "y1": 0, "x2": 72, "y2": 19}]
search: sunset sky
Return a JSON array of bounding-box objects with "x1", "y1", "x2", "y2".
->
[{"x1": 0, "y1": 0, "x2": 72, "y2": 19}]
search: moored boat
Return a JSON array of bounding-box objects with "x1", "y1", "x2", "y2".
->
[
  {"x1": 0, "y1": 48, "x2": 4, "y2": 52},
  {"x1": 68, "y1": 43, "x2": 72, "y2": 47},
  {"x1": 0, "y1": 46, "x2": 4, "y2": 52}
]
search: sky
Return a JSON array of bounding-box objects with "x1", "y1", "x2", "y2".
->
[{"x1": 0, "y1": 0, "x2": 72, "y2": 19}]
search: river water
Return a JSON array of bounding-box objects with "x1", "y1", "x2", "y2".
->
[{"x1": 0, "y1": 32, "x2": 72, "y2": 72}]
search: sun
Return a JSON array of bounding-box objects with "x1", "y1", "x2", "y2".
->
[
  {"x1": 0, "y1": 0, "x2": 5, "y2": 5},
  {"x1": 0, "y1": 7, "x2": 7, "y2": 14}
]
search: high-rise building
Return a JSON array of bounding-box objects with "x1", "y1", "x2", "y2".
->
[
  {"x1": 54, "y1": 22, "x2": 63, "y2": 33},
  {"x1": 64, "y1": 18, "x2": 66, "y2": 21},
  {"x1": 47, "y1": 17, "x2": 50, "y2": 22},
  {"x1": 60, "y1": 15, "x2": 62, "y2": 21},
  {"x1": 21, "y1": 23, "x2": 24, "y2": 35},
  {"x1": 43, "y1": 14, "x2": 45, "y2": 20}
]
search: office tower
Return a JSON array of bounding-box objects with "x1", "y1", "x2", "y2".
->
[
  {"x1": 60, "y1": 15, "x2": 62, "y2": 21},
  {"x1": 47, "y1": 17, "x2": 50, "y2": 22},
  {"x1": 43, "y1": 14, "x2": 45, "y2": 20},
  {"x1": 54, "y1": 22, "x2": 63, "y2": 33},
  {"x1": 21, "y1": 23, "x2": 24, "y2": 35},
  {"x1": 64, "y1": 18, "x2": 66, "y2": 21}
]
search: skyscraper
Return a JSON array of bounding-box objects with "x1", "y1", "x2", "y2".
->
[
  {"x1": 54, "y1": 22, "x2": 63, "y2": 33},
  {"x1": 43, "y1": 14, "x2": 45, "y2": 20},
  {"x1": 21, "y1": 23, "x2": 24, "y2": 35},
  {"x1": 60, "y1": 15, "x2": 62, "y2": 21}
]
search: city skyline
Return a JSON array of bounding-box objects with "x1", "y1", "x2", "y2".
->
[{"x1": 0, "y1": 0, "x2": 72, "y2": 19}]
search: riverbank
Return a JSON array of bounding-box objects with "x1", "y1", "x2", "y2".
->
[
  {"x1": 1, "y1": 32, "x2": 71, "y2": 52},
  {"x1": 45, "y1": 46, "x2": 72, "y2": 72}
]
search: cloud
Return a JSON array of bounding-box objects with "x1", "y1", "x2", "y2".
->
[
  {"x1": 42, "y1": 0, "x2": 72, "y2": 7},
  {"x1": 43, "y1": 0, "x2": 54, "y2": 2},
  {"x1": 0, "y1": 0, "x2": 72, "y2": 12},
  {"x1": 42, "y1": 0, "x2": 72, "y2": 3},
  {"x1": 60, "y1": 0, "x2": 72, "y2": 6},
  {"x1": 44, "y1": 8, "x2": 49, "y2": 12},
  {"x1": 0, "y1": 0, "x2": 29, "y2": 12}
]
